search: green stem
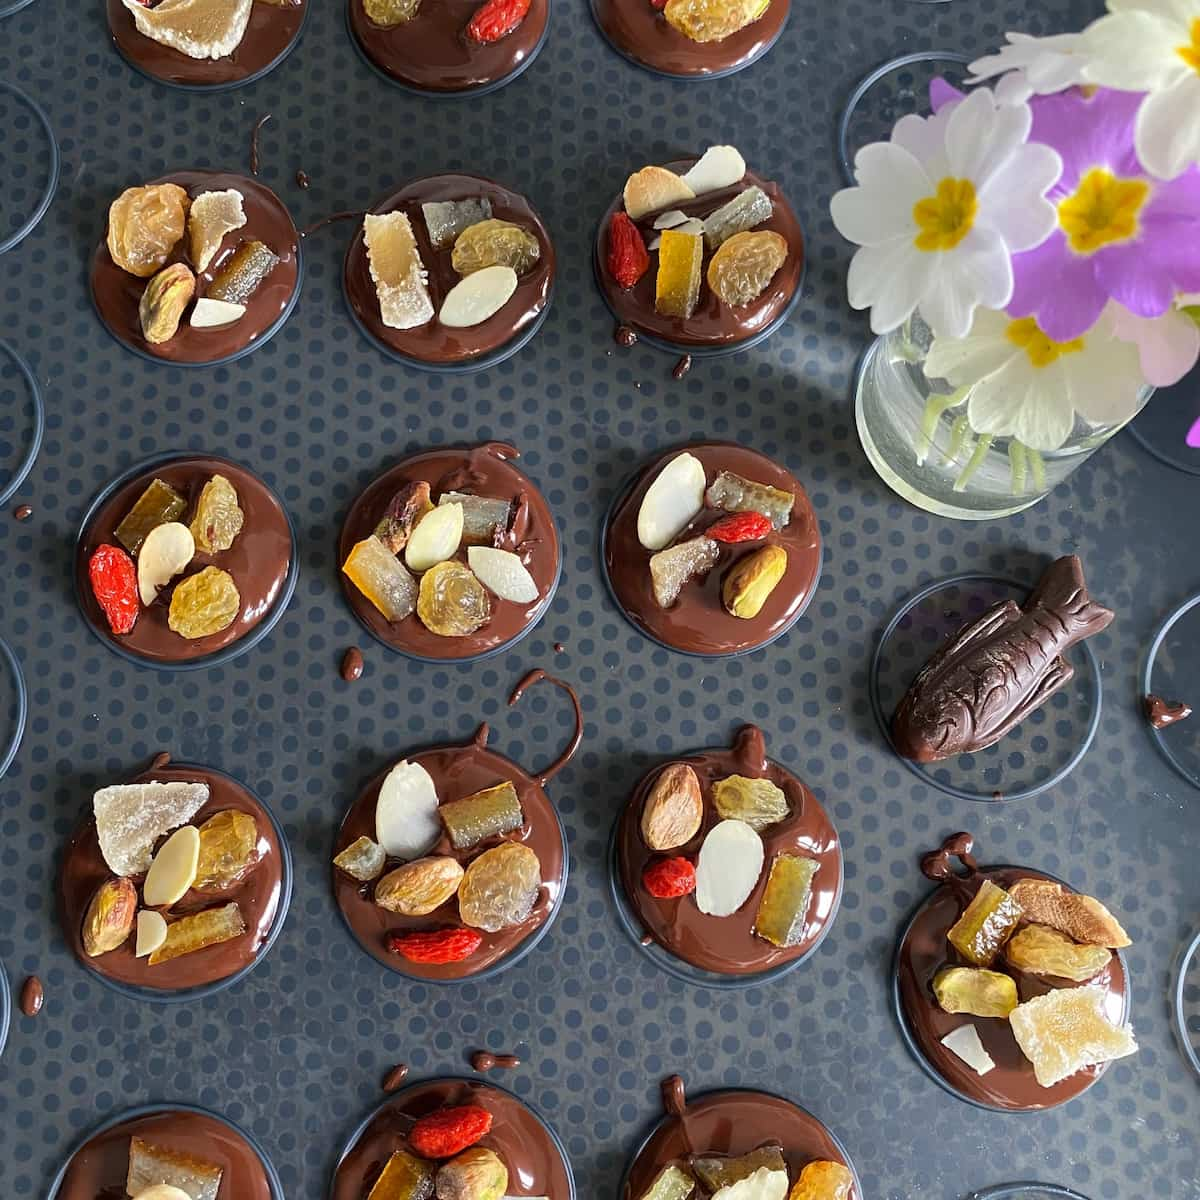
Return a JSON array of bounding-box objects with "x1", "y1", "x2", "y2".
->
[
  {"x1": 915, "y1": 387, "x2": 970, "y2": 467},
  {"x1": 1009, "y1": 440, "x2": 1028, "y2": 494},
  {"x1": 954, "y1": 433, "x2": 994, "y2": 492},
  {"x1": 945, "y1": 412, "x2": 972, "y2": 466},
  {"x1": 1029, "y1": 447, "x2": 1047, "y2": 492}
]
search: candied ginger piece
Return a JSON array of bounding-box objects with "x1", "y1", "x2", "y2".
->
[
  {"x1": 364, "y1": 212, "x2": 434, "y2": 330},
  {"x1": 168, "y1": 566, "x2": 241, "y2": 639},
  {"x1": 367, "y1": 1149, "x2": 435, "y2": 1200},
  {"x1": 93, "y1": 780, "x2": 209, "y2": 876},
  {"x1": 451, "y1": 219, "x2": 541, "y2": 276},
  {"x1": 147, "y1": 902, "x2": 246, "y2": 965},
  {"x1": 940, "y1": 1023, "x2": 996, "y2": 1076},
  {"x1": 189, "y1": 473, "x2": 244, "y2": 554},
  {"x1": 649, "y1": 536, "x2": 719, "y2": 608},
  {"x1": 705, "y1": 470, "x2": 794, "y2": 529},
  {"x1": 932, "y1": 966, "x2": 1018, "y2": 1018},
  {"x1": 422, "y1": 197, "x2": 493, "y2": 250},
  {"x1": 693, "y1": 1148, "x2": 786, "y2": 1192},
  {"x1": 206, "y1": 239, "x2": 279, "y2": 305},
  {"x1": 703, "y1": 186, "x2": 774, "y2": 250},
  {"x1": 707, "y1": 230, "x2": 788, "y2": 307},
  {"x1": 120, "y1": 0, "x2": 252, "y2": 60},
  {"x1": 416, "y1": 560, "x2": 491, "y2": 637},
  {"x1": 439, "y1": 780, "x2": 523, "y2": 851},
  {"x1": 1005, "y1": 924, "x2": 1113, "y2": 983},
  {"x1": 115, "y1": 478, "x2": 188, "y2": 556},
  {"x1": 438, "y1": 491, "x2": 513, "y2": 545},
  {"x1": 712, "y1": 774, "x2": 789, "y2": 830},
  {"x1": 947, "y1": 879, "x2": 1022, "y2": 967},
  {"x1": 786, "y1": 1160, "x2": 854, "y2": 1200},
  {"x1": 754, "y1": 854, "x2": 817, "y2": 948},
  {"x1": 711, "y1": 1166, "x2": 788, "y2": 1200},
  {"x1": 333, "y1": 835, "x2": 387, "y2": 882},
  {"x1": 638, "y1": 1164, "x2": 695, "y2": 1200},
  {"x1": 127, "y1": 1136, "x2": 224, "y2": 1200},
  {"x1": 364, "y1": 0, "x2": 421, "y2": 25},
  {"x1": 654, "y1": 229, "x2": 703, "y2": 319},
  {"x1": 187, "y1": 189, "x2": 246, "y2": 273},
  {"x1": 194, "y1": 809, "x2": 261, "y2": 890},
  {"x1": 663, "y1": 0, "x2": 770, "y2": 43},
  {"x1": 107, "y1": 183, "x2": 190, "y2": 278},
  {"x1": 1009, "y1": 985, "x2": 1136, "y2": 1087},
  {"x1": 342, "y1": 536, "x2": 419, "y2": 623},
  {"x1": 458, "y1": 842, "x2": 542, "y2": 932}
]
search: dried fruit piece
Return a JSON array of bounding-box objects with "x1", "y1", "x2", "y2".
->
[
  {"x1": 467, "y1": 546, "x2": 538, "y2": 604},
  {"x1": 365, "y1": 212, "x2": 434, "y2": 330},
  {"x1": 168, "y1": 566, "x2": 241, "y2": 639},
  {"x1": 706, "y1": 471, "x2": 794, "y2": 529},
  {"x1": 439, "y1": 781, "x2": 523, "y2": 851},
  {"x1": 187, "y1": 189, "x2": 246, "y2": 273},
  {"x1": 649, "y1": 536, "x2": 720, "y2": 608},
  {"x1": 137, "y1": 522, "x2": 195, "y2": 605},
  {"x1": 708, "y1": 230, "x2": 788, "y2": 307},
  {"x1": 435, "y1": 1148, "x2": 507, "y2": 1200},
  {"x1": 465, "y1": 0, "x2": 531, "y2": 42},
  {"x1": 707, "y1": 511, "x2": 771, "y2": 544},
  {"x1": 439, "y1": 265, "x2": 518, "y2": 328},
  {"x1": 459, "y1": 842, "x2": 542, "y2": 932},
  {"x1": 410, "y1": 1105, "x2": 493, "y2": 1159},
  {"x1": 388, "y1": 927, "x2": 483, "y2": 965},
  {"x1": 637, "y1": 451, "x2": 707, "y2": 551},
  {"x1": 89, "y1": 543, "x2": 139, "y2": 636},
  {"x1": 405, "y1": 503, "x2": 464, "y2": 572},
  {"x1": 680, "y1": 145, "x2": 746, "y2": 196},
  {"x1": 114, "y1": 477, "x2": 188, "y2": 555},
  {"x1": 147, "y1": 902, "x2": 246, "y2": 965},
  {"x1": 1004, "y1": 924, "x2": 1112, "y2": 982},
  {"x1": 375, "y1": 856, "x2": 465, "y2": 916},
  {"x1": 638, "y1": 1165, "x2": 695, "y2": 1200},
  {"x1": 932, "y1": 966, "x2": 1019, "y2": 1018},
  {"x1": 343, "y1": 535, "x2": 419, "y2": 623},
  {"x1": 333, "y1": 835, "x2": 387, "y2": 882},
  {"x1": 452, "y1": 219, "x2": 541, "y2": 276},
  {"x1": 1008, "y1": 986, "x2": 1137, "y2": 1087},
  {"x1": 119, "y1": 0, "x2": 252, "y2": 61},
  {"x1": 712, "y1": 774, "x2": 789, "y2": 830},
  {"x1": 417, "y1": 560, "x2": 491, "y2": 637},
  {"x1": 143, "y1": 824, "x2": 201, "y2": 907},
  {"x1": 140, "y1": 262, "x2": 196, "y2": 344},
  {"x1": 207, "y1": 240, "x2": 280, "y2": 305},
  {"x1": 1006, "y1": 878, "x2": 1130, "y2": 948},
  {"x1": 607, "y1": 212, "x2": 650, "y2": 290},
  {"x1": 723, "y1": 544, "x2": 788, "y2": 619},
  {"x1": 82, "y1": 876, "x2": 137, "y2": 956},
  {"x1": 654, "y1": 228, "x2": 703, "y2": 319},
  {"x1": 643, "y1": 856, "x2": 696, "y2": 899},
  {"x1": 194, "y1": 809, "x2": 261, "y2": 890},
  {"x1": 189, "y1": 474, "x2": 244, "y2": 554},
  {"x1": 437, "y1": 492, "x2": 512, "y2": 545},
  {"x1": 190, "y1": 298, "x2": 246, "y2": 328},
  {"x1": 624, "y1": 167, "x2": 695, "y2": 221},
  {"x1": 376, "y1": 481, "x2": 434, "y2": 554},
  {"x1": 376, "y1": 760, "x2": 441, "y2": 860},
  {"x1": 93, "y1": 780, "x2": 209, "y2": 876},
  {"x1": 663, "y1": 0, "x2": 769, "y2": 43},
  {"x1": 940, "y1": 1023, "x2": 995, "y2": 1075},
  {"x1": 693, "y1": 1148, "x2": 786, "y2": 1193},
  {"x1": 135, "y1": 909, "x2": 169, "y2": 958},
  {"x1": 641, "y1": 762, "x2": 703, "y2": 850},
  {"x1": 754, "y1": 853, "x2": 817, "y2": 947},
  {"x1": 786, "y1": 1160, "x2": 854, "y2": 1200},
  {"x1": 695, "y1": 819, "x2": 764, "y2": 917},
  {"x1": 364, "y1": 0, "x2": 421, "y2": 24},
  {"x1": 423, "y1": 198, "x2": 493, "y2": 251},
  {"x1": 367, "y1": 1150, "x2": 435, "y2": 1200},
  {"x1": 107, "y1": 183, "x2": 189, "y2": 278},
  {"x1": 127, "y1": 1137, "x2": 223, "y2": 1200},
  {"x1": 710, "y1": 1167, "x2": 788, "y2": 1200},
  {"x1": 947, "y1": 879, "x2": 1023, "y2": 967},
  {"x1": 704, "y1": 186, "x2": 774, "y2": 250}
]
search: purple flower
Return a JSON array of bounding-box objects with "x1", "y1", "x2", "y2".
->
[{"x1": 1008, "y1": 88, "x2": 1200, "y2": 341}]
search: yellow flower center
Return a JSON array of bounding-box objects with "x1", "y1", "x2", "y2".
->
[
  {"x1": 1006, "y1": 318, "x2": 1085, "y2": 369},
  {"x1": 1058, "y1": 168, "x2": 1149, "y2": 255},
  {"x1": 912, "y1": 178, "x2": 978, "y2": 252},
  {"x1": 1178, "y1": 18, "x2": 1200, "y2": 73}
]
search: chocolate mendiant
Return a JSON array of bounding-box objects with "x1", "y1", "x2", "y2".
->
[
  {"x1": 1145, "y1": 693, "x2": 1191, "y2": 729},
  {"x1": 471, "y1": 1050, "x2": 521, "y2": 1072},
  {"x1": 19, "y1": 975, "x2": 43, "y2": 1016},
  {"x1": 381, "y1": 1063, "x2": 410, "y2": 1092},
  {"x1": 341, "y1": 647, "x2": 364, "y2": 682}
]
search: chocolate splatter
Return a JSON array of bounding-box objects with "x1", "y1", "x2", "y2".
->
[
  {"x1": 295, "y1": 170, "x2": 311, "y2": 190},
  {"x1": 19, "y1": 975, "x2": 43, "y2": 1017},
  {"x1": 554, "y1": 642, "x2": 565, "y2": 654},
  {"x1": 671, "y1": 354, "x2": 692, "y2": 380},
  {"x1": 13, "y1": 504, "x2": 32, "y2": 521},
  {"x1": 470, "y1": 1050, "x2": 521, "y2": 1072},
  {"x1": 381, "y1": 1063, "x2": 409, "y2": 1092},
  {"x1": 341, "y1": 647, "x2": 364, "y2": 682},
  {"x1": 250, "y1": 113, "x2": 272, "y2": 176},
  {"x1": 615, "y1": 325, "x2": 638, "y2": 348},
  {"x1": 1145, "y1": 694, "x2": 1191, "y2": 729},
  {"x1": 148, "y1": 751, "x2": 172, "y2": 773}
]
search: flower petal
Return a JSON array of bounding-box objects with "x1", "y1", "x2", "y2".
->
[
  {"x1": 977, "y1": 144, "x2": 1062, "y2": 250},
  {"x1": 1061, "y1": 331, "x2": 1146, "y2": 426},
  {"x1": 1009, "y1": 236, "x2": 1109, "y2": 341},
  {"x1": 1135, "y1": 74, "x2": 1200, "y2": 180},
  {"x1": 1082, "y1": 10, "x2": 1190, "y2": 92},
  {"x1": 945, "y1": 90, "x2": 1032, "y2": 189},
  {"x1": 967, "y1": 357, "x2": 1076, "y2": 451},
  {"x1": 1108, "y1": 303, "x2": 1200, "y2": 387},
  {"x1": 891, "y1": 112, "x2": 951, "y2": 178},
  {"x1": 925, "y1": 314, "x2": 1019, "y2": 388},
  {"x1": 921, "y1": 227, "x2": 1013, "y2": 339},
  {"x1": 832, "y1": 143, "x2": 930, "y2": 246},
  {"x1": 846, "y1": 238, "x2": 933, "y2": 333}
]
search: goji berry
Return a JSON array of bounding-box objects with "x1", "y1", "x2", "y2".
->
[
  {"x1": 643, "y1": 857, "x2": 697, "y2": 899},
  {"x1": 409, "y1": 1104, "x2": 493, "y2": 1158},
  {"x1": 387, "y1": 927, "x2": 482, "y2": 964},
  {"x1": 607, "y1": 212, "x2": 650, "y2": 290},
  {"x1": 88, "y1": 543, "x2": 139, "y2": 635},
  {"x1": 707, "y1": 511, "x2": 772, "y2": 544},
  {"x1": 649, "y1": 0, "x2": 667, "y2": 9},
  {"x1": 465, "y1": 0, "x2": 531, "y2": 43}
]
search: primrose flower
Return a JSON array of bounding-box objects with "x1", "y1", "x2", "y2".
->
[
  {"x1": 1082, "y1": 0, "x2": 1200, "y2": 180},
  {"x1": 831, "y1": 88, "x2": 1062, "y2": 339},
  {"x1": 1007, "y1": 87, "x2": 1200, "y2": 341},
  {"x1": 967, "y1": 32, "x2": 1090, "y2": 105},
  {"x1": 1105, "y1": 300, "x2": 1200, "y2": 386}
]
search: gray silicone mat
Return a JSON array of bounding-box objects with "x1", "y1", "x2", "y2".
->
[{"x1": 1, "y1": 1, "x2": 1199, "y2": 1198}]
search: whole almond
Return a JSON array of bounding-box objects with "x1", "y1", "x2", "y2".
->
[
  {"x1": 82, "y1": 876, "x2": 137, "y2": 957},
  {"x1": 641, "y1": 763, "x2": 703, "y2": 851},
  {"x1": 375, "y1": 855, "x2": 465, "y2": 916}
]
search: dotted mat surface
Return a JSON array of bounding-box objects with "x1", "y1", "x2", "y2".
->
[{"x1": 2, "y1": 1, "x2": 1199, "y2": 1198}]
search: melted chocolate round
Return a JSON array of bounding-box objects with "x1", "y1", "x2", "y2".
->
[
  {"x1": 332, "y1": 1077, "x2": 574, "y2": 1200},
  {"x1": 339, "y1": 443, "x2": 559, "y2": 661},
  {"x1": 107, "y1": 0, "x2": 307, "y2": 89},
  {"x1": 616, "y1": 726, "x2": 841, "y2": 977},
  {"x1": 347, "y1": 0, "x2": 548, "y2": 94},
  {"x1": 333, "y1": 729, "x2": 567, "y2": 981},
  {"x1": 52, "y1": 1106, "x2": 277, "y2": 1200},
  {"x1": 343, "y1": 175, "x2": 554, "y2": 367},
  {"x1": 604, "y1": 443, "x2": 821, "y2": 656},
  {"x1": 76, "y1": 454, "x2": 295, "y2": 667},
  {"x1": 895, "y1": 863, "x2": 1130, "y2": 1111},
  {"x1": 596, "y1": 162, "x2": 803, "y2": 352},
  {"x1": 622, "y1": 1084, "x2": 859, "y2": 1200},
  {"x1": 91, "y1": 171, "x2": 300, "y2": 365},
  {"x1": 59, "y1": 762, "x2": 288, "y2": 996},
  {"x1": 590, "y1": 0, "x2": 788, "y2": 78}
]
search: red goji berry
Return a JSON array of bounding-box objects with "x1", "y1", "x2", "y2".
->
[
  {"x1": 465, "y1": 0, "x2": 531, "y2": 43},
  {"x1": 649, "y1": 0, "x2": 667, "y2": 9},
  {"x1": 387, "y1": 927, "x2": 483, "y2": 965},
  {"x1": 607, "y1": 212, "x2": 650, "y2": 290},
  {"x1": 643, "y1": 857, "x2": 697, "y2": 899},
  {"x1": 707, "y1": 512, "x2": 772, "y2": 544},
  {"x1": 409, "y1": 1104, "x2": 494, "y2": 1158},
  {"x1": 88, "y1": 543, "x2": 139, "y2": 635}
]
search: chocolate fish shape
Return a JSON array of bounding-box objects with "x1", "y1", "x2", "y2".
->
[{"x1": 891, "y1": 555, "x2": 1114, "y2": 762}]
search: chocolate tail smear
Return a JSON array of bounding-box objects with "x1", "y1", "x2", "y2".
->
[{"x1": 1026, "y1": 554, "x2": 1114, "y2": 640}]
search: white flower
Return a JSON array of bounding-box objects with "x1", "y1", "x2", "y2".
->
[
  {"x1": 925, "y1": 307, "x2": 1148, "y2": 451},
  {"x1": 1082, "y1": 0, "x2": 1200, "y2": 179},
  {"x1": 831, "y1": 88, "x2": 1062, "y2": 340},
  {"x1": 967, "y1": 32, "x2": 1091, "y2": 105},
  {"x1": 1106, "y1": 300, "x2": 1200, "y2": 385}
]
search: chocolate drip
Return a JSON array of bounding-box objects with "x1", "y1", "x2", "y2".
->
[
  {"x1": 436, "y1": 442, "x2": 520, "y2": 493},
  {"x1": 615, "y1": 325, "x2": 638, "y2": 347},
  {"x1": 295, "y1": 170, "x2": 311, "y2": 190},
  {"x1": 148, "y1": 751, "x2": 172, "y2": 773},
  {"x1": 470, "y1": 1050, "x2": 521, "y2": 1072},
  {"x1": 341, "y1": 647, "x2": 364, "y2": 682},
  {"x1": 919, "y1": 832, "x2": 979, "y2": 903},
  {"x1": 1145, "y1": 694, "x2": 1191, "y2": 729},
  {"x1": 671, "y1": 354, "x2": 692, "y2": 380},
  {"x1": 382, "y1": 1063, "x2": 410, "y2": 1091},
  {"x1": 301, "y1": 210, "x2": 365, "y2": 238},
  {"x1": 13, "y1": 504, "x2": 32, "y2": 521},
  {"x1": 508, "y1": 669, "x2": 583, "y2": 785},
  {"x1": 249, "y1": 113, "x2": 272, "y2": 176},
  {"x1": 730, "y1": 724, "x2": 768, "y2": 774},
  {"x1": 19, "y1": 975, "x2": 43, "y2": 1016},
  {"x1": 660, "y1": 1074, "x2": 686, "y2": 1118}
]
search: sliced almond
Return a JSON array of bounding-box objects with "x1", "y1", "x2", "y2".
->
[
  {"x1": 636, "y1": 451, "x2": 706, "y2": 551},
  {"x1": 652, "y1": 209, "x2": 692, "y2": 230},
  {"x1": 649, "y1": 217, "x2": 704, "y2": 251},
  {"x1": 695, "y1": 819, "x2": 764, "y2": 917},
  {"x1": 405, "y1": 503, "x2": 463, "y2": 573},
  {"x1": 680, "y1": 145, "x2": 747, "y2": 196},
  {"x1": 134, "y1": 909, "x2": 169, "y2": 958},
  {"x1": 467, "y1": 545, "x2": 538, "y2": 603},
  {"x1": 376, "y1": 759, "x2": 441, "y2": 860},
  {"x1": 137, "y1": 522, "x2": 195, "y2": 606},
  {"x1": 624, "y1": 166, "x2": 696, "y2": 220},
  {"x1": 438, "y1": 265, "x2": 518, "y2": 328},
  {"x1": 142, "y1": 824, "x2": 201, "y2": 907},
  {"x1": 132, "y1": 1187, "x2": 194, "y2": 1200},
  {"x1": 190, "y1": 298, "x2": 246, "y2": 328}
]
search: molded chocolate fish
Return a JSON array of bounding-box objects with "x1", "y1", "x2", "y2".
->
[{"x1": 892, "y1": 555, "x2": 1113, "y2": 763}]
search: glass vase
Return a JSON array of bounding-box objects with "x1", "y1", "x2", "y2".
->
[{"x1": 854, "y1": 314, "x2": 1154, "y2": 520}]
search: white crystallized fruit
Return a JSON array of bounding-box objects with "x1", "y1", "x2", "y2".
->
[
  {"x1": 120, "y1": 0, "x2": 253, "y2": 60},
  {"x1": 636, "y1": 452, "x2": 706, "y2": 551},
  {"x1": 695, "y1": 818, "x2": 764, "y2": 917},
  {"x1": 364, "y1": 212, "x2": 435, "y2": 331},
  {"x1": 375, "y1": 759, "x2": 441, "y2": 860},
  {"x1": 142, "y1": 824, "x2": 201, "y2": 907},
  {"x1": 94, "y1": 781, "x2": 210, "y2": 876},
  {"x1": 467, "y1": 546, "x2": 539, "y2": 603},
  {"x1": 439, "y1": 265, "x2": 518, "y2": 328},
  {"x1": 1008, "y1": 985, "x2": 1137, "y2": 1087},
  {"x1": 405, "y1": 503, "x2": 464, "y2": 573},
  {"x1": 187, "y1": 189, "x2": 246, "y2": 273}
]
